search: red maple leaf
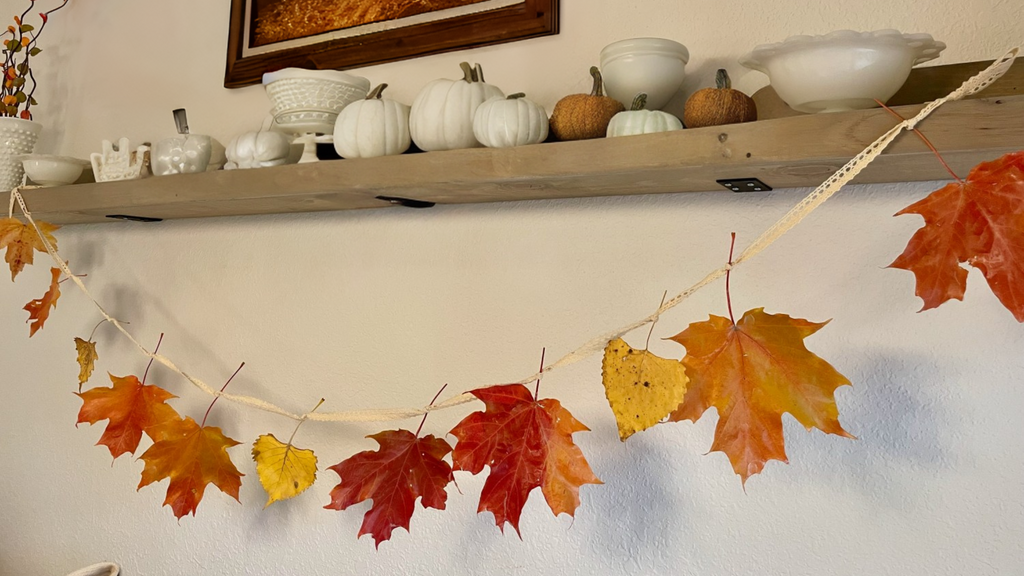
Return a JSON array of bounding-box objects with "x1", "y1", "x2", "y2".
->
[
  {"x1": 325, "y1": 429, "x2": 454, "y2": 547},
  {"x1": 76, "y1": 373, "x2": 180, "y2": 459},
  {"x1": 891, "y1": 151, "x2": 1024, "y2": 321},
  {"x1": 23, "y1": 266, "x2": 60, "y2": 336},
  {"x1": 138, "y1": 416, "x2": 244, "y2": 519},
  {"x1": 449, "y1": 384, "x2": 601, "y2": 535}
]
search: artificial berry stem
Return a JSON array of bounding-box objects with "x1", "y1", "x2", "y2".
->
[
  {"x1": 726, "y1": 232, "x2": 737, "y2": 325},
  {"x1": 416, "y1": 383, "x2": 449, "y2": 436},
  {"x1": 874, "y1": 99, "x2": 963, "y2": 183},
  {"x1": 202, "y1": 362, "x2": 245, "y2": 427}
]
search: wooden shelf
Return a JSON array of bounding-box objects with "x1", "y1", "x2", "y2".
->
[{"x1": 5, "y1": 94, "x2": 1024, "y2": 226}]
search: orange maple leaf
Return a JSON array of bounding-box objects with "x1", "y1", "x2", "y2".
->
[
  {"x1": 668, "y1": 308, "x2": 853, "y2": 483},
  {"x1": 891, "y1": 151, "x2": 1024, "y2": 321},
  {"x1": 449, "y1": 384, "x2": 601, "y2": 535},
  {"x1": 23, "y1": 266, "x2": 60, "y2": 336},
  {"x1": 76, "y1": 373, "x2": 180, "y2": 459},
  {"x1": 325, "y1": 429, "x2": 453, "y2": 547},
  {"x1": 138, "y1": 416, "x2": 244, "y2": 519},
  {"x1": 0, "y1": 217, "x2": 59, "y2": 281}
]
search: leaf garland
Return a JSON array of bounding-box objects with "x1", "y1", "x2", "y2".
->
[
  {"x1": 0, "y1": 217, "x2": 58, "y2": 280},
  {"x1": 23, "y1": 266, "x2": 59, "y2": 336}
]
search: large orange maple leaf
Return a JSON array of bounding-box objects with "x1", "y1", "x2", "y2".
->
[
  {"x1": 668, "y1": 308, "x2": 853, "y2": 483},
  {"x1": 325, "y1": 429, "x2": 454, "y2": 547},
  {"x1": 76, "y1": 373, "x2": 180, "y2": 459},
  {"x1": 449, "y1": 384, "x2": 601, "y2": 535},
  {"x1": 138, "y1": 416, "x2": 243, "y2": 519},
  {"x1": 891, "y1": 151, "x2": 1024, "y2": 321},
  {"x1": 23, "y1": 267, "x2": 60, "y2": 336},
  {"x1": 0, "y1": 217, "x2": 59, "y2": 281}
]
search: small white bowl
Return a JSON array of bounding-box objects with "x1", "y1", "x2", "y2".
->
[
  {"x1": 263, "y1": 68, "x2": 371, "y2": 135},
  {"x1": 739, "y1": 30, "x2": 945, "y2": 113},
  {"x1": 600, "y1": 38, "x2": 689, "y2": 110},
  {"x1": 19, "y1": 154, "x2": 90, "y2": 187}
]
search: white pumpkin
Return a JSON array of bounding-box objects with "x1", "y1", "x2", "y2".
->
[
  {"x1": 606, "y1": 93, "x2": 683, "y2": 137},
  {"x1": 410, "y1": 62, "x2": 504, "y2": 151},
  {"x1": 333, "y1": 83, "x2": 411, "y2": 159},
  {"x1": 472, "y1": 93, "x2": 549, "y2": 148},
  {"x1": 224, "y1": 131, "x2": 296, "y2": 169}
]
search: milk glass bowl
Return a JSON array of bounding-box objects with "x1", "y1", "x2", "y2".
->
[
  {"x1": 600, "y1": 38, "x2": 689, "y2": 110},
  {"x1": 739, "y1": 30, "x2": 945, "y2": 113}
]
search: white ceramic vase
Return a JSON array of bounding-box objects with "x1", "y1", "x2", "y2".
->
[{"x1": 0, "y1": 117, "x2": 42, "y2": 192}]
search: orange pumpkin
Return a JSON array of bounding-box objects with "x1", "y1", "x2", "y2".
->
[
  {"x1": 549, "y1": 67, "x2": 625, "y2": 141},
  {"x1": 683, "y1": 69, "x2": 757, "y2": 129}
]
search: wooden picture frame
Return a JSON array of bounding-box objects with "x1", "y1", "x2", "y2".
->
[{"x1": 224, "y1": 0, "x2": 559, "y2": 88}]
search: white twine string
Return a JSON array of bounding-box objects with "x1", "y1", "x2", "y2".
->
[{"x1": 9, "y1": 48, "x2": 1018, "y2": 424}]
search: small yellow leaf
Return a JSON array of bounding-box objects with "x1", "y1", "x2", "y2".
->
[
  {"x1": 74, "y1": 337, "x2": 98, "y2": 390},
  {"x1": 601, "y1": 338, "x2": 689, "y2": 441},
  {"x1": 252, "y1": 433, "x2": 318, "y2": 507}
]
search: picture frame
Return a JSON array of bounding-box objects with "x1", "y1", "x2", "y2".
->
[{"x1": 224, "y1": 0, "x2": 559, "y2": 88}]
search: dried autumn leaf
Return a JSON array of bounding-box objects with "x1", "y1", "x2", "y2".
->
[
  {"x1": 325, "y1": 429, "x2": 453, "y2": 547},
  {"x1": 252, "y1": 433, "x2": 318, "y2": 508},
  {"x1": 0, "y1": 217, "x2": 59, "y2": 280},
  {"x1": 891, "y1": 151, "x2": 1024, "y2": 321},
  {"x1": 74, "y1": 337, "x2": 99, "y2": 390},
  {"x1": 450, "y1": 384, "x2": 601, "y2": 535},
  {"x1": 668, "y1": 308, "x2": 853, "y2": 483},
  {"x1": 23, "y1": 266, "x2": 59, "y2": 336},
  {"x1": 76, "y1": 373, "x2": 180, "y2": 459},
  {"x1": 601, "y1": 337, "x2": 689, "y2": 440},
  {"x1": 138, "y1": 416, "x2": 243, "y2": 519}
]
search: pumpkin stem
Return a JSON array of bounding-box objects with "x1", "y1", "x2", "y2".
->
[
  {"x1": 366, "y1": 83, "x2": 388, "y2": 100},
  {"x1": 474, "y1": 63, "x2": 485, "y2": 83},
  {"x1": 507, "y1": 92, "x2": 526, "y2": 100},
  {"x1": 589, "y1": 66, "x2": 605, "y2": 97},
  {"x1": 630, "y1": 93, "x2": 648, "y2": 111},
  {"x1": 716, "y1": 69, "x2": 732, "y2": 90},
  {"x1": 460, "y1": 62, "x2": 475, "y2": 83}
]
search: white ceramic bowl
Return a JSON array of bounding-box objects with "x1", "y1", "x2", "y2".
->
[
  {"x1": 18, "y1": 154, "x2": 90, "y2": 187},
  {"x1": 739, "y1": 30, "x2": 945, "y2": 113},
  {"x1": 600, "y1": 38, "x2": 689, "y2": 110},
  {"x1": 263, "y1": 68, "x2": 371, "y2": 135}
]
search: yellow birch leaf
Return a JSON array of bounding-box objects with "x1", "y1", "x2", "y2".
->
[
  {"x1": 601, "y1": 337, "x2": 689, "y2": 441},
  {"x1": 252, "y1": 433, "x2": 318, "y2": 507},
  {"x1": 74, "y1": 337, "x2": 98, "y2": 390}
]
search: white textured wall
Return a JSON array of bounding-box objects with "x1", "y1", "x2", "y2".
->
[{"x1": 1, "y1": 1, "x2": 1023, "y2": 575}]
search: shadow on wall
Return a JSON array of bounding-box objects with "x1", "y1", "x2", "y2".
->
[{"x1": 784, "y1": 349, "x2": 955, "y2": 509}]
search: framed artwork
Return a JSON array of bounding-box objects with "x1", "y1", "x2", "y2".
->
[{"x1": 225, "y1": 0, "x2": 559, "y2": 88}]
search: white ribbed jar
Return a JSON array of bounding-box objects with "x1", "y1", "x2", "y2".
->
[{"x1": 0, "y1": 117, "x2": 41, "y2": 192}]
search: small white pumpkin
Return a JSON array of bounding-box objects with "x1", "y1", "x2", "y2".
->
[
  {"x1": 333, "y1": 83, "x2": 411, "y2": 159},
  {"x1": 606, "y1": 93, "x2": 683, "y2": 137},
  {"x1": 410, "y1": 62, "x2": 504, "y2": 151},
  {"x1": 224, "y1": 131, "x2": 295, "y2": 169},
  {"x1": 472, "y1": 93, "x2": 549, "y2": 148}
]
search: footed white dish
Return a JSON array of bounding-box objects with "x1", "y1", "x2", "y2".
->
[{"x1": 739, "y1": 29, "x2": 945, "y2": 113}]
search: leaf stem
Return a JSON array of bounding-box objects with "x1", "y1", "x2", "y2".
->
[
  {"x1": 416, "y1": 383, "x2": 449, "y2": 436},
  {"x1": 534, "y1": 347, "x2": 546, "y2": 399},
  {"x1": 201, "y1": 362, "x2": 245, "y2": 428},
  {"x1": 873, "y1": 99, "x2": 963, "y2": 184},
  {"x1": 726, "y1": 232, "x2": 737, "y2": 325},
  {"x1": 286, "y1": 398, "x2": 325, "y2": 447},
  {"x1": 141, "y1": 333, "x2": 164, "y2": 385}
]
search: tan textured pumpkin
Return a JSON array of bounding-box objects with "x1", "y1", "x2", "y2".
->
[
  {"x1": 549, "y1": 66, "x2": 625, "y2": 141},
  {"x1": 683, "y1": 69, "x2": 757, "y2": 128}
]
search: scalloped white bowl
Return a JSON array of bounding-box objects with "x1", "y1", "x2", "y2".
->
[{"x1": 739, "y1": 30, "x2": 946, "y2": 113}]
